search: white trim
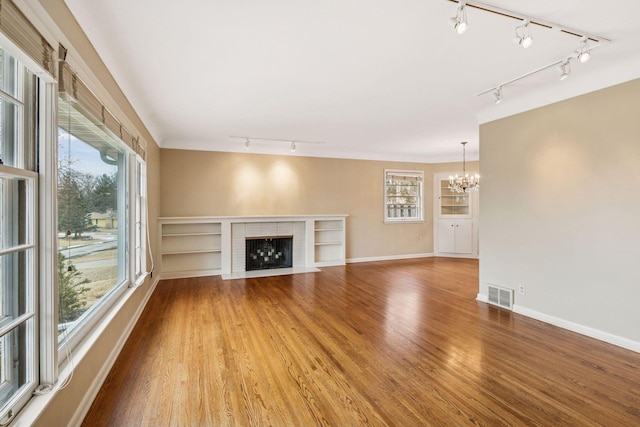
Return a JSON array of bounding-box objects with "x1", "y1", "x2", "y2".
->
[
  {"x1": 39, "y1": 79, "x2": 59, "y2": 386},
  {"x1": 221, "y1": 267, "x2": 320, "y2": 280},
  {"x1": 511, "y1": 304, "x2": 640, "y2": 354},
  {"x1": 12, "y1": 276, "x2": 160, "y2": 427},
  {"x1": 477, "y1": 295, "x2": 640, "y2": 354},
  {"x1": 158, "y1": 269, "x2": 222, "y2": 280},
  {"x1": 436, "y1": 253, "x2": 479, "y2": 259},
  {"x1": 476, "y1": 293, "x2": 489, "y2": 303},
  {"x1": 347, "y1": 253, "x2": 434, "y2": 264}
]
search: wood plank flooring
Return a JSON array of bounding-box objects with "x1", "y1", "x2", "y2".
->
[{"x1": 82, "y1": 258, "x2": 640, "y2": 426}]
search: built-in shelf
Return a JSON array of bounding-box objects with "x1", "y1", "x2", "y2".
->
[
  {"x1": 434, "y1": 173, "x2": 478, "y2": 258},
  {"x1": 313, "y1": 219, "x2": 345, "y2": 266},
  {"x1": 159, "y1": 215, "x2": 347, "y2": 279},
  {"x1": 159, "y1": 219, "x2": 223, "y2": 278}
]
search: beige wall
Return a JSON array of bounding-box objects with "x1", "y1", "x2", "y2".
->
[
  {"x1": 160, "y1": 149, "x2": 476, "y2": 260},
  {"x1": 480, "y1": 78, "x2": 640, "y2": 345}
]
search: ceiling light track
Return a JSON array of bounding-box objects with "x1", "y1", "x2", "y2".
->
[
  {"x1": 476, "y1": 42, "x2": 604, "y2": 99},
  {"x1": 230, "y1": 136, "x2": 324, "y2": 152},
  {"x1": 446, "y1": 0, "x2": 610, "y2": 44},
  {"x1": 446, "y1": 0, "x2": 610, "y2": 103}
]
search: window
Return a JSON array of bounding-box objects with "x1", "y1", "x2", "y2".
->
[
  {"x1": 0, "y1": 9, "x2": 147, "y2": 420},
  {"x1": 384, "y1": 170, "x2": 424, "y2": 222},
  {"x1": 57, "y1": 96, "x2": 130, "y2": 348},
  {"x1": 0, "y1": 6, "x2": 146, "y2": 423},
  {"x1": 0, "y1": 48, "x2": 38, "y2": 420}
]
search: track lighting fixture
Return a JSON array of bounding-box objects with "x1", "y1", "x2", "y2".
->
[
  {"x1": 577, "y1": 37, "x2": 592, "y2": 63},
  {"x1": 463, "y1": 0, "x2": 609, "y2": 104},
  {"x1": 450, "y1": 1, "x2": 468, "y2": 35},
  {"x1": 492, "y1": 87, "x2": 502, "y2": 104},
  {"x1": 230, "y1": 136, "x2": 324, "y2": 152},
  {"x1": 514, "y1": 19, "x2": 533, "y2": 48},
  {"x1": 559, "y1": 59, "x2": 571, "y2": 80}
]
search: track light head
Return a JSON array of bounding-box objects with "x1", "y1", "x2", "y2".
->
[
  {"x1": 514, "y1": 20, "x2": 533, "y2": 48},
  {"x1": 578, "y1": 50, "x2": 591, "y2": 63},
  {"x1": 577, "y1": 37, "x2": 592, "y2": 63},
  {"x1": 493, "y1": 87, "x2": 502, "y2": 104},
  {"x1": 559, "y1": 59, "x2": 571, "y2": 80},
  {"x1": 450, "y1": 2, "x2": 468, "y2": 35}
]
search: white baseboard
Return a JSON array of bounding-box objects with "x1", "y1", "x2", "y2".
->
[
  {"x1": 347, "y1": 253, "x2": 434, "y2": 264},
  {"x1": 478, "y1": 293, "x2": 640, "y2": 354},
  {"x1": 435, "y1": 253, "x2": 479, "y2": 259},
  {"x1": 158, "y1": 269, "x2": 221, "y2": 280},
  {"x1": 511, "y1": 304, "x2": 640, "y2": 354},
  {"x1": 68, "y1": 276, "x2": 161, "y2": 426},
  {"x1": 222, "y1": 266, "x2": 320, "y2": 280}
]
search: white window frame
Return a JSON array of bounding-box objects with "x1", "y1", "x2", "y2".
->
[
  {"x1": 384, "y1": 169, "x2": 424, "y2": 223},
  {"x1": 54, "y1": 90, "x2": 148, "y2": 366},
  {"x1": 55, "y1": 106, "x2": 132, "y2": 359},
  {"x1": 0, "y1": 166, "x2": 38, "y2": 417},
  {"x1": 0, "y1": 48, "x2": 39, "y2": 421},
  {"x1": 131, "y1": 155, "x2": 147, "y2": 285}
]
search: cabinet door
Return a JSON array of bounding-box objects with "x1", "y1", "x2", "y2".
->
[
  {"x1": 439, "y1": 179, "x2": 470, "y2": 217},
  {"x1": 454, "y1": 220, "x2": 473, "y2": 254},
  {"x1": 438, "y1": 220, "x2": 456, "y2": 253}
]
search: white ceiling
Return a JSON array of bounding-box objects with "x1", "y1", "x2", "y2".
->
[{"x1": 63, "y1": 0, "x2": 640, "y2": 163}]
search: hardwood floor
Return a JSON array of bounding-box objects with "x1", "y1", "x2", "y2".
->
[{"x1": 82, "y1": 258, "x2": 640, "y2": 426}]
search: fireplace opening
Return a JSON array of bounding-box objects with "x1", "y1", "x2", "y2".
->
[{"x1": 246, "y1": 236, "x2": 293, "y2": 271}]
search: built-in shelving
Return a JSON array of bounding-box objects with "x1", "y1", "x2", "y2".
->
[
  {"x1": 439, "y1": 180, "x2": 471, "y2": 217},
  {"x1": 433, "y1": 173, "x2": 478, "y2": 258},
  {"x1": 159, "y1": 219, "x2": 223, "y2": 278},
  {"x1": 159, "y1": 215, "x2": 347, "y2": 279},
  {"x1": 314, "y1": 219, "x2": 346, "y2": 266}
]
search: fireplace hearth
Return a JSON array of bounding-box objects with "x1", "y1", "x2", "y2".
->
[{"x1": 245, "y1": 237, "x2": 293, "y2": 271}]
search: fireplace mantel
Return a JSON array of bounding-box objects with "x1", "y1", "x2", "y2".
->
[{"x1": 158, "y1": 215, "x2": 348, "y2": 280}]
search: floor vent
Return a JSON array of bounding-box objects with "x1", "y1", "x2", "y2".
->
[{"x1": 487, "y1": 284, "x2": 514, "y2": 310}]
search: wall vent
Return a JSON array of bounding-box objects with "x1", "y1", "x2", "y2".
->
[{"x1": 487, "y1": 284, "x2": 514, "y2": 310}]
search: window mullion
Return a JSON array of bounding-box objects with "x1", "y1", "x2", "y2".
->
[
  {"x1": 0, "y1": 243, "x2": 35, "y2": 257},
  {"x1": 0, "y1": 312, "x2": 36, "y2": 338},
  {"x1": 39, "y1": 80, "x2": 59, "y2": 385}
]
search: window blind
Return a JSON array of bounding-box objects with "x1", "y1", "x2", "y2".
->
[
  {"x1": 58, "y1": 60, "x2": 146, "y2": 160},
  {"x1": 0, "y1": 0, "x2": 56, "y2": 77}
]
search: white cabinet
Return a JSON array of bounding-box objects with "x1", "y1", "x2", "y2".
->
[
  {"x1": 437, "y1": 219, "x2": 473, "y2": 254},
  {"x1": 434, "y1": 173, "x2": 478, "y2": 257}
]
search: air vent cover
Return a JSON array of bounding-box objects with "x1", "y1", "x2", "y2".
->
[{"x1": 487, "y1": 284, "x2": 514, "y2": 310}]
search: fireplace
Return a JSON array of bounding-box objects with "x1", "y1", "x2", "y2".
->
[{"x1": 245, "y1": 237, "x2": 293, "y2": 271}]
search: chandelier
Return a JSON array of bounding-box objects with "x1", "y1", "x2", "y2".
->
[{"x1": 449, "y1": 141, "x2": 479, "y2": 193}]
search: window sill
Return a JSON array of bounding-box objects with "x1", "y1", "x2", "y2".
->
[{"x1": 384, "y1": 219, "x2": 425, "y2": 224}]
